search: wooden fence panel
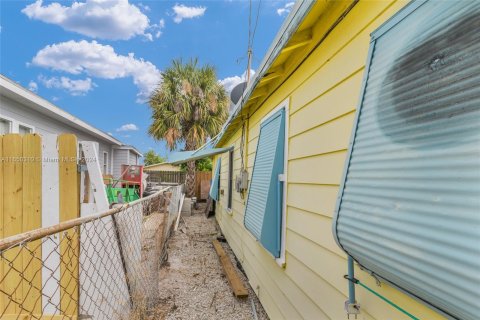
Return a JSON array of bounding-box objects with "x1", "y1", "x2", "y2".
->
[
  {"x1": 2, "y1": 134, "x2": 24, "y2": 314},
  {"x1": 21, "y1": 134, "x2": 42, "y2": 313},
  {"x1": 145, "y1": 170, "x2": 212, "y2": 200},
  {"x1": 58, "y1": 134, "x2": 79, "y2": 317},
  {"x1": 0, "y1": 133, "x2": 80, "y2": 318},
  {"x1": 145, "y1": 170, "x2": 186, "y2": 184},
  {"x1": 195, "y1": 171, "x2": 212, "y2": 200},
  {"x1": 0, "y1": 134, "x2": 43, "y2": 315},
  {"x1": 0, "y1": 135, "x2": 3, "y2": 313}
]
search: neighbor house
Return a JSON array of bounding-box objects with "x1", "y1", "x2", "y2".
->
[
  {"x1": 172, "y1": 1, "x2": 479, "y2": 319},
  {"x1": 0, "y1": 74, "x2": 143, "y2": 177}
]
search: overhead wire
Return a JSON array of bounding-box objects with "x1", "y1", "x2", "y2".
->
[
  {"x1": 249, "y1": 0, "x2": 262, "y2": 50},
  {"x1": 238, "y1": 0, "x2": 261, "y2": 199}
]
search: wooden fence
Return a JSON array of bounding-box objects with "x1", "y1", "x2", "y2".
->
[
  {"x1": 145, "y1": 170, "x2": 212, "y2": 200},
  {"x1": 0, "y1": 133, "x2": 79, "y2": 318},
  {"x1": 145, "y1": 170, "x2": 186, "y2": 184},
  {"x1": 195, "y1": 171, "x2": 212, "y2": 200}
]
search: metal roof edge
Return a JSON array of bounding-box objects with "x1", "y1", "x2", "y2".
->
[
  {"x1": 167, "y1": 146, "x2": 234, "y2": 165},
  {"x1": 214, "y1": 0, "x2": 316, "y2": 147}
]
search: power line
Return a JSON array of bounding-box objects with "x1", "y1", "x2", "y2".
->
[
  {"x1": 246, "y1": 0, "x2": 262, "y2": 84},
  {"x1": 250, "y1": 0, "x2": 262, "y2": 49}
]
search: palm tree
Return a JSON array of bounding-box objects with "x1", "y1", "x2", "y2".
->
[{"x1": 148, "y1": 59, "x2": 229, "y2": 197}]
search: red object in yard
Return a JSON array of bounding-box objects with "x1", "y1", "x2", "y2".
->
[{"x1": 121, "y1": 164, "x2": 144, "y2": 197}]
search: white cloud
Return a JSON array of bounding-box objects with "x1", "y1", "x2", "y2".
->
[
  {"x1": 116, "y1": 123, "x2": 139, "y2": 132},
  {"x1": 219, "y1": 69, "x2": 255, "y2": 93},
  {"x1": 137, "y1": 3, "x2": 150, "y2": 12},
  {"x1": 28, "y1": 81, "x2": 38, "y2": 92},
  {"x1": 152, "y1": 19, "x2": 165, "y2": 39},
  {"x1": 159, "y1": 19, "x2": 166, "y2": 28},
  {"x1": 22, "y1": 0, "x2": 151, "y2": 41},
  {"x1": 172, "y1": 4, "x2": 206, "y2": 23},
  {"x1": 277, "y1": 2, "x2": 294, "y2": 16},
  {"x1": 39, "y1": 75, "x2": 95, "y2": 96},
  {"x1": 31, "y1": 40, "x2": 162, "y2": 102}
]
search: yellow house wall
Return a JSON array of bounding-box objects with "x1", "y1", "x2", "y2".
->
[{"x1": 214, "y1": 1, "x2": 447, "y2": 319}]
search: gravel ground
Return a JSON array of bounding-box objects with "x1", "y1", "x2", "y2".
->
[{"x1": 154, "y1": 203, "x2": 269, "y2": 320}]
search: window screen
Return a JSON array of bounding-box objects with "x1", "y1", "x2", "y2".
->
[
  {"x1": 244, "y1": 108, "x2": 285, "y2": 258},
  {"x1": 333, "y1": 2, "x2": 480, "y2": 319}
]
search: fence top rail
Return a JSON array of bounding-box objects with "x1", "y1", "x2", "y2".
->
[{"x1": 0, "y1": 187, "x2": 171, "y2": 252}]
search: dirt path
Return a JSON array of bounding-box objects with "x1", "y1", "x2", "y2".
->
[{"x1": 154, "y1": 204, "x2": 269, "y2": 320}]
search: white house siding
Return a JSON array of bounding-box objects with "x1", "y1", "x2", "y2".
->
[
  {"x1": 112, "y1": 149, "x2": 129, "y2": 178},
  {"x1": 129, "y1": 150, "x2": 139, "y2": 165},
  {"x1": 0, "y1": 94, "x2": 114, "y2": 174},
  {"x1": 111, "y1": 149, "x2": 141, "y2": 178}
]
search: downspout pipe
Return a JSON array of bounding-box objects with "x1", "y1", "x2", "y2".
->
[
  {"x1": 345, "y1": 255, "x2": 361, "y2": 318},
  {"x1": 348, "y1": 255, "x2": 356, "y2": 304}
]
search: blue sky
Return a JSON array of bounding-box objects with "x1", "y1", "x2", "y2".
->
[{"x1": 0, "y1": 0, "x2": 293, "y2": 158}]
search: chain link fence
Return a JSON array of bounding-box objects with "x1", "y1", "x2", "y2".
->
[{"x1": 0, "y1": 185, "x2": 184, "y2": 320}]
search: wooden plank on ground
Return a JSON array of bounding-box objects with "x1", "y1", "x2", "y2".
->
[
  {"x1": 22, "y1": 134, "x2": 42, "y2": 313},
  {"x1": 212, "y1": 239, "x2": 248, "y2": 298},
  {"x1": 204, "y1": 197, "x2": 213, "y2": 218},
  {"x1": 174, "y1": 193, "x2": 185, "y2": 231},
  {"x1": 58, "y1": 134, "x2": 79, "y2": 317}
]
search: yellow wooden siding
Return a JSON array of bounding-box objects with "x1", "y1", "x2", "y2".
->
[{"x1": 215, "y1": 0, "x2": 447, "y2": 319}]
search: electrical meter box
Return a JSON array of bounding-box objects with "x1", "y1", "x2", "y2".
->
[{"x1": 235, "y1": 169, "x2": 248, "y2": 193}]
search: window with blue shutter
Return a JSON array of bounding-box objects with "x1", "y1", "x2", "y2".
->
[
  {"x1": 244, "y1": 108, "x2": 285, "y2": 258},
  {"x1": 333, "y1": 1, "x2": 480, "y2": 319},
  {"x1": 209, "y1": 158, "x2": 221, "y2": 201}
]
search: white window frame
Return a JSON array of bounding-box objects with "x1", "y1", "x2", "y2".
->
[
  {"x1": 110, "y1": 146, "x2": 114, "y2": 175},
  {"x1": 258, "y1": 97, "x2": 289, "y2": 267},
  {"x1": 0, "y1": 114, "x2": 35, "y2": 134},
  {"x1": 227, "y1": 149, "x2": 234, "y2": 210},
  {"x1": 18, "y1": 122, "x2": 35, "y2": 134},
  {"x1": 0, "y1": 116, "x2": 13, "y2": 134},
  {"x1": 103, "y1": 151, "x2": 108, "y2": 174}
]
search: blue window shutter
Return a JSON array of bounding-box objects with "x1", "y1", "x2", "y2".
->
[
  {"x1": 209, "y1": 158, "x2": 221, "y2": 201},
  {"x1": 244, "y1": 108, "x2": 285, "y2": 258}
]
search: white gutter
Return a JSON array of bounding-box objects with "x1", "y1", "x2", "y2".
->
[{"x1": 0, "y1": 74, "x2": 123, "y2": 146}]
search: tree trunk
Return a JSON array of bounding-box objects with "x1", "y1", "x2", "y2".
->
[
  {"x1": 186, "y1": 160, "x2": 196, "y2": 197},
  {"x1": 185, "y1": 139, "x2": 196, "y2": 197}
]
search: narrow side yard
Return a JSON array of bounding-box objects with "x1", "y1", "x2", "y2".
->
[{"x1": 154, "y1": 204, "x2": 269, "y2": 320}]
